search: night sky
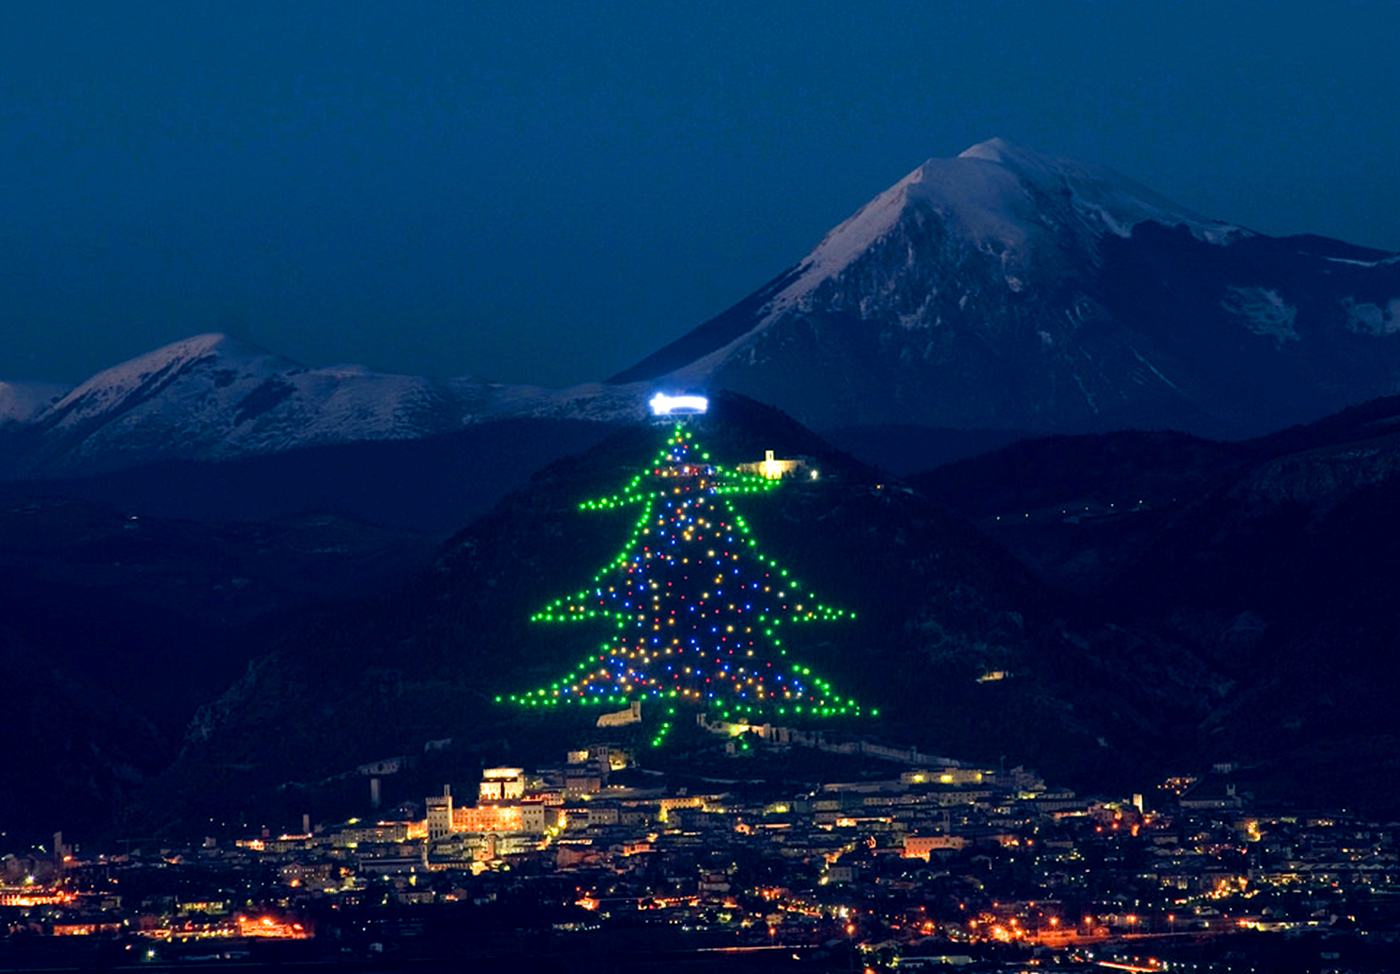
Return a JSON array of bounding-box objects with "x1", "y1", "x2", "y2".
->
[{"x1": 3, "y1": 1, "x2": 1397, "y2": 389}]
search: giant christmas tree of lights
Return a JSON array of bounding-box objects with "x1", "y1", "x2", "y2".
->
[{"x1": 504, "y1": 424, "x2": 866, "y2": 725}]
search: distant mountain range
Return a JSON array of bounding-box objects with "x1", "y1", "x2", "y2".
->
[
  {"x1": 0, "y1": 334, "x2": 640, "y2": 529},
  {"x1": 0, "y1": 333, "x2": 645, "y2": 478},
  {"x1": 4, "y1": 140, "x2": 1398, "y2": 482}
]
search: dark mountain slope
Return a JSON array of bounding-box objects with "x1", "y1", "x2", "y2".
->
[
  {"x1": 0, "y1": 493, "x2": 442, "y2": 844},
  {"x1": 4, "y1": 418, "x2": 622, "y2": 532},
  {"x1": 912, "y1": 396, "x2": 1400, "y2": 807},
  {"x1": 0, "y1": 617, "x2": 169, "y2": 845},
  {"x1": 129, "y1": 395, "x2": 1218, "y2": 837}
]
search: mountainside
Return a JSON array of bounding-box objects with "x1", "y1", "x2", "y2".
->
[
  {"x1": 127, "y1": 394, "x2": 1220, "y2": 836},
  {"x1": 0, "y1": 617, "x2": 170, "y2": 844},
  {"x1": 911, "y1": 394, "x2": 1400, "y2": 805},
  {"x1": 11, "y1": 143, "x2": 1400, "y2": 842},
  {"x1": 0, "y1": 490, "x2": 444, "y2": 844},
  {"x1": 0, "y1": 333, "x2": 646, "y2": 478},
  {"x1": 18, "y1": 418, "x2": 624, "y2": 532},
  {"x1": 17, "y1": 392, "x2": 1400, "y2": 842},
  {"x1": 612, "y1": 139, "x2": 1400, "y2": 443}
]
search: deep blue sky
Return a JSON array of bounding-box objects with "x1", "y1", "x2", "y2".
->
[{"x1": 3, "y1": 1, "x2": 1398, "y2": 388}]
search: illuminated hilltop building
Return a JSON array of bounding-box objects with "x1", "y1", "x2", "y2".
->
[
  {"x1": 735, "y1": 449, "x2": 816, "y2": 482},
  {"x1": 503, "y1": 421, "x2": 868, "y2": 732},
  {"x1": 425, "y1": 769, "x2": 563, "y2": 860}
]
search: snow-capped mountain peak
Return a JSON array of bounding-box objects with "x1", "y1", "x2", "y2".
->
[
  {"x1": 960, "y1": 138, "x2": 1238, "y2": 241},
  {"x1": 611, "y1": 139, "x2": 1400, "y2": 440},
  {"x1": 788, "y1": 138, "x2": 1239, "y2": 309},
  {"x1": 45, "y1": 333, "x2": 297, "y2": 428},
  {"x1": 614, "y1": 139, "x2": 1249, "y2": 388}
]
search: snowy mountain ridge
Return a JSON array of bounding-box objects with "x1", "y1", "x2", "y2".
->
[{"x1": 2, "y1": 333, "x2": 647, "y2": 476}]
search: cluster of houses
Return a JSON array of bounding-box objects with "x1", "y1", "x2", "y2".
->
[{"x1": 7, "y1": 748, "x2": 1400, "y2": 967}]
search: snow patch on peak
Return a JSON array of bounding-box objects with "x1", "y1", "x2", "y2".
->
[
  {"x1": 958, "y1": 138, "x2": 1241, "y2": 243},
  {"x1": 783, "y1": 139, "x2": 1242, "y2": 312},
  {"x1": 905, "y1": 153, "x2": 1037, "y2": 246},
  {"x1": 957, "y1": 136, "x2": 1014, "y2": 160},
  {"x1": 45, "y1": 333, "x2": 299, "y2": 430},
  {"x1": 158, "y1": 331, "x2": 242, "y2": 355},
  {"x1": 63, "y1": 333, "x2": 291, "y2": 391},
  {"x1": 120, "y1": 332, "x2": 285, "y2": 371},
  {"x1": 957, "y1": 136, "x2": 1047, "y2": 168}
]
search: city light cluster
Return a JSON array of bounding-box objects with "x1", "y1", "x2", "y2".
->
[{"x1": 503, "y1": 426, "x2": 863, "y2": 720}]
